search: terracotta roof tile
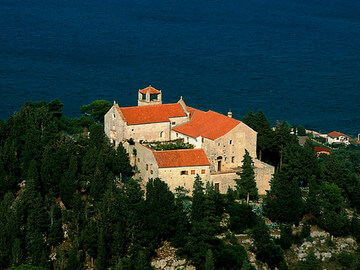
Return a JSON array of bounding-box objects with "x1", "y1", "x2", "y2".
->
[
  {"x1": 328, "y1": 131, "x2": 349, "y2": 138},
  {"x1": 139, "y1": 85, "x2": 161, "y2": 94},
  {"x1": 119, "y1": 103, "x2": 187, "y2": 125},
  {"x1": 152, "y1": 149, "x2": 210, "y2": 168},
  {"x1": 314, "y1": 146, "x2": 331, "y2": 153},
  {"x1": 173, "y1": 110, "x2": 241, "y2": 140}
]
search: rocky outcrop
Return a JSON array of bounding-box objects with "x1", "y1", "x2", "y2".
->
[{"x1": 151, "y1": 241, "x2": 195, "y2": 270}]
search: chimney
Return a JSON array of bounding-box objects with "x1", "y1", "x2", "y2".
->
[{"x1": 227, "y1": 110, "x2": 233, "y2": 118}]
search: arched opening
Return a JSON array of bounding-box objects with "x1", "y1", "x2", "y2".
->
[
  {"x1": 217, "y1": 156, "x2": 223, "y2": 172},
  {"x1": 160, "y1": 131, "x2": 164, "y2": 138}
]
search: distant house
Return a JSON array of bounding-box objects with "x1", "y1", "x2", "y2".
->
[
  {"x1": 327, "y1": 131, "x2": 350, "y2": 145},
  {"x1": 314, "y1": 146, "x2": 331, "y2": 157}
]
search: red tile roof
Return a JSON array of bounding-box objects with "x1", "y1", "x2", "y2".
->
[
  {"x1": 139, "y1": 85, "x2": 161, "y2": 94},
  {"x1": 152, "y1": 149, "x2": 210, "y2": 168},
  {"x1": 314, "y1": 146, "x2": 331, "y2": 153},
  {"x1": 173, "y1": 110, "x2": 241, "y2": 140},
  {"x1": 328, "y1": 131, "x2": 349, "y2": 138},
  {"x1": 117, "y1": 103, "x2": 187, "y2": 125}
]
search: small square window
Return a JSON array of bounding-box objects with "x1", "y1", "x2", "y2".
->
[
  {"x1": 150, "y1": 170, "x2": 153, "y2": 175},
  {"x1": 172, "y1": 121, "x2": 176, "y2": 125},
  {"x1": 132, "y1": 129, "x2": 134, "y2": 132},
  {"x1": 146, "y1": 164, "x2": 149, "y2": 170},
  {"x1": 201, "y1": 169, "x2": 205, "y2": 174},
  {"x1": 215, "y1": 183, "x2": 220, "y2": 192},
  {"x1": 180, "y1": 170, "x2": 188, "y2": 175},
  {"x1": 218, "y1": 143, "x2": 220, "y2": 146},
  {"x1": 191, "y1": 170, "x2": 195, "y2": 175},
  {"x1": 229, "y1": 140, "x2": 232, "y2": 144},
  {"x1": 231, "y1": 157, "x2": 235, "y2": 163}
]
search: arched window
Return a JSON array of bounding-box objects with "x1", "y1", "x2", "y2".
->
[{"x1": 160, "y1": 131, "x2": 164, "y2": 138}]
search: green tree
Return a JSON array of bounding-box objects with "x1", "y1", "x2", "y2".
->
[
  {"x1": 297, "y1": 125, "x2": 306, "y2": 136},
  {"x1": 59, "y1": 155, "x2": 78, "y2": 207},
  {"x1": 191, "y1": 175, "x2": 205, "y2": 222},
  {"x1": 251, "y1": 218, "x2": 284, "y2": 269},
  {"x1": 145, "y1": 178, "x2": 177, "y2": 249},
  {"x1": 205, "y1": 249, "x2": 214, "y2": 270},
  {"x1": 263, "y1": 171, "x2": 304, "y2": 224},
  {"x1": 243, "y1": 111, "x2": 275, "y2": 164},
  {"x1": 235, "y1": 149, "x2": 258, "y2": 202},
  {"x1": 80, "y1": 100, "x2": 111, "y2": 122}
]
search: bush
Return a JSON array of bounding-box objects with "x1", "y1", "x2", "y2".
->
[
  {"x1": 279, "y1": 224, "x2": 293, "y2": 250},
  {"x1": 337, "y1": 251, "x2": 354, "y2": 269},
  {"x1": 318, "y1": 211, "x2": 350, "y2": 237},
  {"x1": 227, "y1": 203, "x2": 257, "y2": 233}
]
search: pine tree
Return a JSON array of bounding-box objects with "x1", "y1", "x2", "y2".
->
[
  {"x1": 235, "y1": 150, "x2": 258, "y2": 202},
  {"x1": 263, "y1": 171, "x2": 304, "y2": 224},
  {"x1": 191, "y1": 174, "x2": 205, "y2": 222},
  {"x1": 205, "y1": 249, "x2": 215, "y2": 270}
]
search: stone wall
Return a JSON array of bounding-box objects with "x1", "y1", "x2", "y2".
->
[
  {"x1": 125, "y1": 122, "x2": 172, "y2": 142},
  {"x1": 104, "y1": 105, "x2": 125, "y2": 147},
  {"x1": 253, "y1": 159, "x2": 274, "y2": 195},
  {"x1": 202, "y1": 122, "x2": 257, "y2": 172},
  {"x1": 158, "y1": 166, "x2": 210, "y2": 193},
  {"x1": 210, "y1": 172, "x2": 238, "y2": 193},
  {"x1": 132, "y1": 143, "x2": 159, "y2": 183}
]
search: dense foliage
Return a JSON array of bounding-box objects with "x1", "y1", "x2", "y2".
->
[{"x1": 1, "y1": 102, "x2": 360, "y2": 269}]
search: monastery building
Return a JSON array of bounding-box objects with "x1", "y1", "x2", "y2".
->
[{"x1": 104, "y1": 86, "x2": 274, "y2": 194}]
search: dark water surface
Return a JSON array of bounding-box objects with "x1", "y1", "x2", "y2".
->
[{"x1": 1, "y1": 0, "x2": 360, "y2": 135}]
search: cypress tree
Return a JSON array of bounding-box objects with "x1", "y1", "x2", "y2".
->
[{"x1": 235, "y1": 149, "x2": 258, "y2": 202}]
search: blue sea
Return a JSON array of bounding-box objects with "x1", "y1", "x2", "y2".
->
[{"x1": 1, "y1": 0, "x2": 360, "y2": 135}]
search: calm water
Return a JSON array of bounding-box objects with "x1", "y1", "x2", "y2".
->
[{"x1": 1, "y1": 0, "x2": 360, "y2": 135}]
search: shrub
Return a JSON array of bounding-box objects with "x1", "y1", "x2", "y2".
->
[
  {"x1": 279, "y1": 224, "x2": 293, "y2": 250},
  {"x1": 227, "y1": 203, "x2": 257, "y2": 233}
]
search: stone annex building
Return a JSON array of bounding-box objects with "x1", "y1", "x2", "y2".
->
[{"x1": 104, "y1": 86, "x2": 274, "y2": 194}]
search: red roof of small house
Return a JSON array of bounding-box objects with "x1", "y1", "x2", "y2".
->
[
  {"x1": 173, "y1": 110, "x2": 241, "y2": 140},
  {"x1": 152, "y1": 149, "x2": 210, "y2": 168},
  {"x1": 314, "y1": 146, "x2": 331, "y2": 153},
  {"x1": 328, "y1": 131, "x2": 349, "y2": 138},
  {"x1": 116, "y1": 103, "x2": 187, "y2": 125},
  {"x1": 139, "y1": 85, "x2": 161, "y2": 94}
]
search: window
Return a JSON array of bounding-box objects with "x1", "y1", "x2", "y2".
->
[
  {"x1": 202, "y1": 137, "x2": 204, "y2": 143},
  {"x1": 187, "y1": 137, "x2": 189, "y2": 143},
  {"x1": 132, "y1": 128, "x2": 134, "y2": 132},
  {"x1": 176, "y1": 133, "x2": 179, "y2": 138},
  {"x1": 215, "y1": 183, "x2": 220, "y2": 192},
  {"x1": 180, "y1": 170, "x2": 188, "y2": 175},
  {"x1": 112, "y1": 140, "x2": 116, "y2": 147},
  {"x1": 201, "y1": 169, "x2": 205, "y2": 174},
  {"x1": 172, "y1": 121, "x2": 176, "y2": 125},
  {"x1": 137, "y1": 158, "x2": 140, "y2": 163},
  {"x1": 146, "y1": 164, "x2": 149, "y2": 170},
  {"x1": 160, "y1": 131, "x2": 164, "y2": 138},
  {"x1": 113, "y1": 113, "x2": 116, "y2": 119},
  {"x1": 229, "y1": 140, "x2": 232, "y2": 144},
  {"x1": 218, "y1": 143, "x2": 220, "y2": 146},
  {"x1": 231, "y1": 156, "x2": 235, "y2": 163},
  {"x1": 150, "y1": 93, "x2": 158, "y2": 101},
  {"x1": 191, "y1": 170, "x2": 195, "y2": 175},
  {"x1": 150, "y1": 170, "x2": 153, "y2": 174}
]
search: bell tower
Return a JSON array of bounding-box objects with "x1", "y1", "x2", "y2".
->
[{"x1": 138, "y1": 85, "x2": 162, "y2": 106}]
